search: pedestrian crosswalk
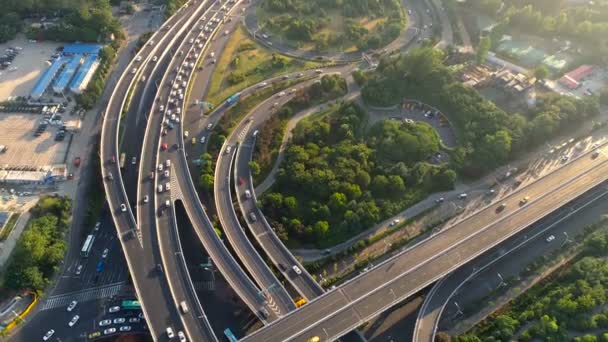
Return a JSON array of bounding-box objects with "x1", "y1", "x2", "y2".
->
[
  {"x1": 194, "y1": 280, "x2": 215, "y2": 291},
  {"x1": 41, "y1": 282, "x2": 125, "y2": 311}
]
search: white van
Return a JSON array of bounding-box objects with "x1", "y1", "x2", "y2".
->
[{"x1": 179, "y1": 301, "x2": 189, "y2": 314}]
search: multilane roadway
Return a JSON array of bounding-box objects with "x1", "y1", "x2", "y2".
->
[
  {"x1": 136, "y1": 1, "x2": 224, "y2": 341},
  {"x1": 241, "y1": 144, "x2": 608, "y2": 341},
  {"x1": 100, "y1": 0, "x2": 213, "y2": 339},
  {"x1": 145, "y1": 0, "x2": 284, "y2": 324}
]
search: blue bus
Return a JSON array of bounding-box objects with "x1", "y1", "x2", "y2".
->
[
  {"x1": 226, "y1": 92, "x2": 241, "y2": 106},
  {"x1": 223, "y1": 328, "x2": 238, "y2": 342},
  {"x1": 121, "y1": 300, "x2": 141, "y2": 310}
]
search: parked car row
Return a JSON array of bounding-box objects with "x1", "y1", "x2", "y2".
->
[{"x1": 0, "y1": 46, "x2": 20, "y2": 70}]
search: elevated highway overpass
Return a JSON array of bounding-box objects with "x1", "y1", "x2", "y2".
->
[
  {"x1": 100, "y1": 0, "x2": 217, "y2": 339},
  {"x1": 241, "y1": 144, "x2": 608, "y2": 341}
]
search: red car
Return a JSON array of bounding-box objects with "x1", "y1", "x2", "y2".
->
[
  {"x1": 161, "y1": 143, "x2": 168, "y2": 151},
  {"x1": 73, "y1": 157, "x2": 81, "y2": 167}
]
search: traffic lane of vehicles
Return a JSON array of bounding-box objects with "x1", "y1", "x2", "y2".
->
[
  {"x1": 12, "y1": 295, "x2": 104, "y2": 342},
  {"x1": 228, "y1": 87, "x2": 326, "y2": 300},
  {"x1": 246, "y1": 151, "x2": 608, "y2": 342},
  {"x1": 100, "y1": 0, "x2": 212, "y2": 336},
  {"x1": 138, "y1": 1, "x2": 238, "y2": 340},
  {"x1": 154, "y1": 0, "x2": 278, "y2": 322},
  {"x1": 169, "y1": 136, "x2": 274, "y2": 321},
  {"x1": 339, "y1": 148, "x2": 608, "y2": 301},
  {"x1": 215, "y1": 147, "x2": 296, "y2": 315},
  {"x1": 415, "y1": 184, "x2": 608, "y2": 342},
  {"x1": 235, "y1": 140, "x2": 322, "y2": 300}
]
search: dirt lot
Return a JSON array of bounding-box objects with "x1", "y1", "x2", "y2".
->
[
  {"x1": 0, "y1": 113, "x2": 69, "y2": 168},
  {"x1": 0, "y1": 35, "x2": 61, "y2": 101}
]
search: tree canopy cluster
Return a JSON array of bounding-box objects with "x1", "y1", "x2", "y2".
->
[
  {"x1": 253, "y1": 74, "x2": 348, "y2": 183},
  {"x1": 361, "y1": 47, "x2": 599, "y2": 177},
  {"x1": 1, "y1": 0, "x2": 124, "y2": 44},
  {"x1": 261, "y1": 102, "x2": 455, "y2": 245},
  {"x1": 457, "y1": 228, "x2": 608, "y2": 342},
  {"x1": 468, "y1": 0, "x2": 608, "y2": 63},
  {"x1": 3, "y1": 196, "x2": 72, "y2": 294},
  {"x1": 260, "y1": 0, "x2": 405, "y2": 51}
]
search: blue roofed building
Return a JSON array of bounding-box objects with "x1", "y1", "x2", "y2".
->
[
  {"x1": 62, "y1": 43, "x2": 103, "y2": 56},
  {"x1": 69, "y1": 55, "x2": 99, "y2": 94},
  {"x1": 52, "y1": 55, "x2": 82, "y2": 93},
  {"x1": 30, "y1": 57, "x2": 66, "y2": 100}
]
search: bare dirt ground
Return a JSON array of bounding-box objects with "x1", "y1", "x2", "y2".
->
[{"x1": 0, "y1": 35, "x2": 61, "y2": 101}]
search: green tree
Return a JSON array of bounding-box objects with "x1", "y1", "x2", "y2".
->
[
  {"x1": 476, "y1": 36, "x2": 491, "y2": 64},
  {"x1": 313, "y1": 221, "x2": 330, "y2": 238},
  {"x1": 199, "y1": 174, "x2": 214, "y2": 191},
  {"x1": 249, "y1": 160, "x2": 261, "y2": 176},
  {"x1": 533, "y1": 65, "x2": 549, "y2": 81}
]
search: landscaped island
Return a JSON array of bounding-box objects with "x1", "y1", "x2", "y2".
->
[{"x1": 257, "y1": 0, "x2": 405, "y2": 53}]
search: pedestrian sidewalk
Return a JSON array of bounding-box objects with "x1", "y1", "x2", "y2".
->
[{"x1": 0, "y1": 209, "x2": 33, "y2": 269}]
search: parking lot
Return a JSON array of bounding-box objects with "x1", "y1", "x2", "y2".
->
[
  {"x1": 0, "y1": 35, "x2": 61, "y2": 101},
  {"x1": 0, "y1": 113, "x2": 70, "y2": 168}
]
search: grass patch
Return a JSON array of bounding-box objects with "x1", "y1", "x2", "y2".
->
[
  {"x1": 0, "y1": 213, "x2": 20, "y2": 241},
  {"x1": 206, "y1": 25, "x2": 323, "y2": 106}
]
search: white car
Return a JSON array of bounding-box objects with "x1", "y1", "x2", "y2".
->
[
  {"x1": 102, "y1": 248, "x2": 109, "y2": 259},
  {"x1": 104, "y1": 327, "x2": 116, "y2": 335},
  {"x1": 75, "y1": 264, "x2": 83, "y2": 275},
  {"x1": 94, "y1": 221, "x2": 101, "y2": 231},
  {"x1": 546, "y1": 235, "x2": 556, "y2": 242},
  {"x1": 277, "y1": 91, "x2": 286, "y2": 97},
  {"x1": 143, "y1": 195, "x2": 149, "y2": 203},
  {"x1": 67, "y1": 300, "x2": 77, "y2": 312},
  {"x1": 152, "y1": 56, "x2": 158, "y2": 62},
  {"x1": 43, "y1": 329, "x2": 55, "y2": 341},
  {"x1": 245, "y1": 190, "x2": 251, "y2": 199},
  {"x1": 389, "y1": 219, "x2": 400, "y2": 227},
  {"x1": 200, "y1": 136, "x2": 206, "y2": 144},
  {"x1": 131, "y1": 68, "x2": 137, "y2": 74},
  {"x1": 207, "y1": 123, "x2": 213, "y2": 130},
  {"x1": 99, "y1": 319, "x2": 112, "y2": 326},
  {"x1": 120, "y1": 203, "x2": 127, "y2": 212},
  {"x1": 158, "y1": 164, "x2": 164, "y2": 172},
  {"x1": 178, "y1": 331, "x2": 187, "y2": 342},
  {"x1": 109, "y1": 306, "x2": 120, "y2": 313},
  {"x1": 165, "y1": 182, "x2": 171, "y2": 191},
  {"x1": 120, "y1": 325, "x2": 132, "y2": 332},
  {"x1": 113, "y1": 317, "x2": 125, "y2": 324},
  {"x1": 167, "y1": 327, "x2": 175, "y2": 338},
  {"x1": 258, "y1": 82, "x2": 268, "y2": 88},
  {"x1": 292, "y1": 265, "x2": 302, "y2": 275},
  {"x1": 128, "y1": 317, "x2": 140, "y2": 323},
  {"x1": 68, "y1": 315, "x2": 80, "y2": 327},
  {"x1": 135, "y1": 55, "x2": 142, "y2": 62},
  {"x1": 164, "y1": 170, "x2": 170, "y2": 178},
  {"x1": 184, "y1": 131, "x2": 189, "y2": 138}
]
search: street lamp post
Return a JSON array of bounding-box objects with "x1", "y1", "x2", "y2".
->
[{"x1": 497, "y1": 272, "x2": 505, "y2": 288}]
